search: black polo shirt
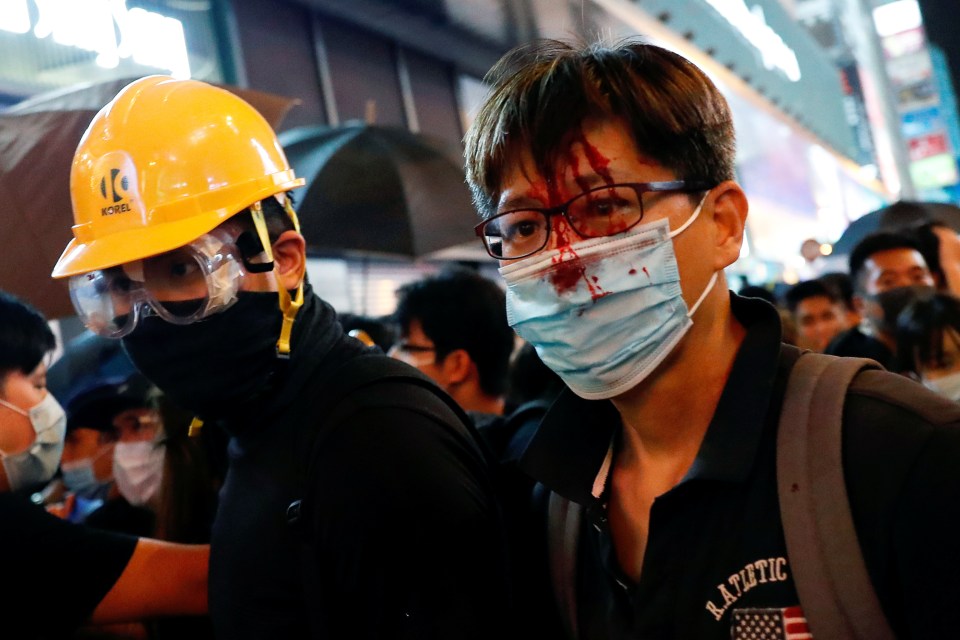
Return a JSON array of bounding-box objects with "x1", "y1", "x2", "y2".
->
[{"x1": 519, "y1": 293, "x2": 960, "y2": 639}]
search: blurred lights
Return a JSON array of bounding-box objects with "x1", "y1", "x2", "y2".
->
[
  {"x1": 819, "y1": 243, "x2": 833, "y2": 256},
  {"x1": 872, "y1": 0, "x2": 922, "y2": 38},
  {"x1": 0, "y1": 1, "x2": 31, "y2": 33},
  {"x1": 2, "y1": 0, "x2": 190, "y2": 78}
]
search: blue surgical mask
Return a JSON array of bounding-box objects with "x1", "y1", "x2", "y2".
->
[
  {"x1": 499, "y1": 194, "x2": 716, "y2": 400},
  {"x1": 60, "y1": 445, "x2": 112, "y2": 499},
  {"x1": 0, "y1": 393, "x2": 67, "y2": 491},
  {"x1": 923, "y1": 371, "x2": 960, "y2": 403}
]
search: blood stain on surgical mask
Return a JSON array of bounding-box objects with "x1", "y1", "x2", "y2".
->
[
  {"x1": 642, "y1": 267, "x2": 651, "y2": 279},
  {"x1": 628, "y1": 268, "x2": 637, "y2": 275}
]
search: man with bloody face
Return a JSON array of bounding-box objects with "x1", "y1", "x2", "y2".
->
[{"x1": 465, "y1": 40, "x2": 960, "y2": 639}]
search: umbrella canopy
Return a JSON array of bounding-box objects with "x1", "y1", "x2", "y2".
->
[
  {"x1": 0, "y1": 78, "x2": 298, "y2": 319},
  {"x1": 832, "y1": 200, "x2": 960, "y2": 256},
  {"x1": 278, "y1": 124, "x2": 479, "y2": 258}
]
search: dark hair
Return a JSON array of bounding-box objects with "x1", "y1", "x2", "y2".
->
[
  {"x1": 848, "y1": 231, "x2": 925, "y2": 293},
  {"x1": 0, "y1": 291, "x2": 55, "y2": 380},
  {"x1": 784, "y1": 280, "x2": 838, "y2": 314},
  {"x1": 910, "y1": 220, "x2": 949, "y2": 284},
  {"x1": 503, "y1": 342, "x2": 564, "y2": 415},
  {"x1": 393, "y1": 268, "x2": 514, "y2": 397},
  {"x1": 232, "y1": 192, "x2": 298, "y2": 250},
  {"x1": 464, "y1": 39, "x2": 735, "y2": 218},
  {"x1": 737, "y1": 285, "x2": 777, "y2": 306},
  {"x1": 818, "y1": 272, "x2": 855, "y2": 311},
  {"x1": 895, "y1": 293, "x2": 960, "y2": 375}
]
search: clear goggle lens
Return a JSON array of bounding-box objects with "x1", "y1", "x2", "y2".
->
[{"x1": 69, "y1": 230, "x2": 245, "y2": 338}]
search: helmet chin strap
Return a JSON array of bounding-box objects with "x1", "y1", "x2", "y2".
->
[
  {"x1": 249, "y1": 198, "x2": 304, "y2": 359},
  {"x1": 187, "y1": 196, "x2": 306, "y2": 437}
]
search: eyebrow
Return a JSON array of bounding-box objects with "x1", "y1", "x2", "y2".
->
[{"x1": 497, "y1": 173, "x2": 624, "y2": 212}]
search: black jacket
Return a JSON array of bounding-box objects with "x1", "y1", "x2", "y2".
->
[{"x1": 208, "y1": 290, "x2": 511, "y2": 638}]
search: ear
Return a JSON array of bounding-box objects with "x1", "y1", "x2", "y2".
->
[
  {"x1": 708, "y1": 181, "x2": 749, "y2": 271},
  {"x1": 438, "y1": 349, "x2": 472, "y2": 386},
  {"x1": 271, "y1": 230, "x2": 307, "y2": 290}
]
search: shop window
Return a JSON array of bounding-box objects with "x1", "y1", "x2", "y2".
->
[
  {"x1": 319, "y1": 16, "x2": 405, "y2": 126},
  {"x1": 403, "y1": 49, "x2": 462, "y2": 149},
  {"x1": 232, "y1": 0, "x2": 325, "y2": 130}
]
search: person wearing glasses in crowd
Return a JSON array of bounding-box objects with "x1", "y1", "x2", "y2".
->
[
  {"x1": 51, "y1": 76, "x2": 510, "y2": 638},
  {"x1": 390, "y1": 267, "x2": 515, "y2": 419},
  {"x1": 464, "y1": 39, "x2": 960, "y2": 639}
]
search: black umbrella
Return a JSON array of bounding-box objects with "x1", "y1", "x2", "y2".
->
[
  {"x1": 278, "y1": 124, "x2": 479, "y2": 258},
  {"x1": 832, "y1": 200, "x2": 960, "y2": 256}
]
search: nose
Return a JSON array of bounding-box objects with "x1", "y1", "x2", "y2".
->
[{"x1": 544, "y1": 214, "x2": 578, "y2": 252}]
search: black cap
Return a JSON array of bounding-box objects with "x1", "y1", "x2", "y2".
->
[{"x1": 66, "y1": 374, "x2": 156, "y2": 433}]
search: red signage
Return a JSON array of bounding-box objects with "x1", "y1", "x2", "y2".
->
[{"x1": 908, "y1": 133, "x2": 949, "y2": 161}]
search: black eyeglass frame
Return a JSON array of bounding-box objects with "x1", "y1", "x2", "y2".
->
[{"x1": 474, "y1": 180, "x2": 714, "y2": 260}]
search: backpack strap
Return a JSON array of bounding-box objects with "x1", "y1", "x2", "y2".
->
[
  {"x1": 777, "y1": 352, "x2": 895, "y2": 640},
  {"x1": 547, "y1": 489, "x2": 582, "y2": 640}
]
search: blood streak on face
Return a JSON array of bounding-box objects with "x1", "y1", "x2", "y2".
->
[
  {"x1": 541, "y1": 133, "x2": 618, "y2": 300},
  {"x1": 576, "y1": 131, "x2": 614, "y2": 184}
]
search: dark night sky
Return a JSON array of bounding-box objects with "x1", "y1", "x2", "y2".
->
[{"x1": 916, "y1": 0, "x2": 960, "y2": 95}]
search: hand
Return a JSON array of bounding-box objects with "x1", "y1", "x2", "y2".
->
[{"x1": 46, "y1": 492, "x2": 76, "y2": 520}]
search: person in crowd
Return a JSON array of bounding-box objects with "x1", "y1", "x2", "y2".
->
[
  {"x1": 911, "y1": 217, "x2": 960, "y2": 297},
  {"x1": 0, "y1": 290, "x2": 208, "y2": 637},
  {"x1": 818, "y1": 271, "x2": 861, "y2": 329},
  {"x1": 391, "y1": 266, "x2": 515, "y2": 419},
  {"x1": 82, "y1": 384, "x2": 166, "y2": 538},
  {"x1": 46, "y1": 383, "x2": 124, "y2": 523},
  {"x1": 0, "y1": 293, "x2": 65, "y2": 493},
  {"x1": 825, "y1": 231, "x2": 936, "y2": 369},
  {"x1": 51, "y1": 76, "x2": 509, "y2": 638},
  {"x1": 464, "y1": 38, "x2": 960, "y2": 638},
  {"x1": 895, "y1": 292, "x2": 960, "y2": 401},
  {"x1": 783, "y1": 279, "x2": 846, "y2": 353}
]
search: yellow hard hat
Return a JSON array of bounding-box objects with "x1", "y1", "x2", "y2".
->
[{"x1": 52, "y1": 75, "x2": 304, "y2": 279}]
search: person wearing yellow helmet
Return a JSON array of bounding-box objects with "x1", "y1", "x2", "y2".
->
[{"x1": 53, "y1": 76, "x2": 511, "y2": 637}]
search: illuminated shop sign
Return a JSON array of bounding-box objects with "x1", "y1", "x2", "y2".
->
[
  {"x1": 0, "y1": 0, "x2": 190, "y2": 78},
  {"x1": 702, "y1": 0, "x2": 801, "y2": 81}
]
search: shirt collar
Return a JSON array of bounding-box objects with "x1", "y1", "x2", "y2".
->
[{"x1": 519, "y1": 293, "x2": 783, "y2": 505}]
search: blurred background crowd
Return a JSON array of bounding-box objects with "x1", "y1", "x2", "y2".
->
[{"x1": 4, "y1": 0, "x2": 960, "y2": 636}]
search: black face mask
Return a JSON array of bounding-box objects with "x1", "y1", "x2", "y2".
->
[
  {"x1": 871, "y1": 285, "x2": 936, "y2": 334},
  {"x1": 121, "y1": 292, "x2": 283, "y2": 417}
]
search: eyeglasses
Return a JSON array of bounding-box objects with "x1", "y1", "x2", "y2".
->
[
  {"x1": 474, "y1": 180, "x2": 713, "y2": 260},
  {"x1": 387, "y1": 341, "x2": 437, "y2": 366}
]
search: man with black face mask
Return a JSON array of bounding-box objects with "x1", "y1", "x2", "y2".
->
[
  {"x1": 51, "y1": 76, "x2": 510, "y2": 639},
  {"x1": 826, "y1": 232, "x2": 936, "y2": 370}
]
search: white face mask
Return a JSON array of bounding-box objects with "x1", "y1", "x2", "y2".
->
[
  {"x1": 923, "y1": 371, "x2": 960, "y2": 403},
  {"x1": 500, "y1": 194, "x2": 716, "y2": 400},
  {"x1": 113, "y1": 440, "x2": 164, "y2": 506},
  {"x1": 0, "y1": 393, "x2": 67, "y2": 490}
]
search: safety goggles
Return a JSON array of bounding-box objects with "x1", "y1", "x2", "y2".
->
[{"x1": 69, "y1": 228, "x2": 255, "y2": 338}]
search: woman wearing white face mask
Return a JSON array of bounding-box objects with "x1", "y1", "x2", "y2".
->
[
  {"x1": 82, "y1": 404, "x2": 166, "y2": 538},
  {"x1": 896, "y1": 293, "x2": 960, "y2": 401},
  {"x1": 0, "y1": 292, "x2": 66, "y2": 492}
]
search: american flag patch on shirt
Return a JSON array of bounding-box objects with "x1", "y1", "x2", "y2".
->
[{"x1": 731, "y1": 606, "x2": 812, "y2": 640}]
